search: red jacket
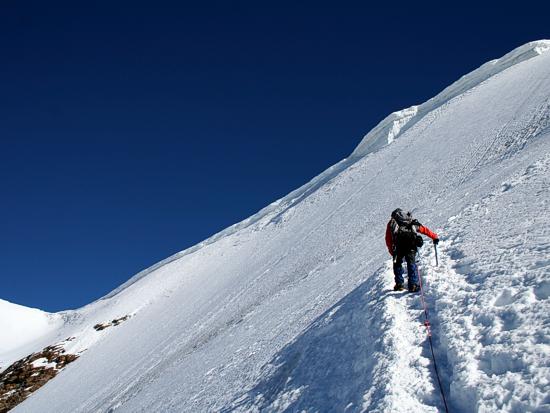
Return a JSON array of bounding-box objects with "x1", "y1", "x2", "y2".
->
[{"x1": 385, "y1": 221, "x2": 438, "y2": 255}]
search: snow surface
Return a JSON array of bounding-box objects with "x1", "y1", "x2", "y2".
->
[
  {"x1": 2, "y1": 40, "x2": 550, "y2": 412},
  {"x1": 351, "y1": 40, "x2": 550, "y2": 158},
  {"x1": 30, "y1": 357, "x2": 58, "y2": 370},
  {"x1": 0, "y1": 299, "x2": 62, "y2": 369}
]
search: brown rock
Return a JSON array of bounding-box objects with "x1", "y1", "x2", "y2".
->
[{"x1": 0, "y1": 342, "x2": 79, "y2": 413}]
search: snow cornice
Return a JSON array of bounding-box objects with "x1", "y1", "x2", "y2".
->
[{"x1": 350, "y1": 39, "x2": 550, "y2": 159}]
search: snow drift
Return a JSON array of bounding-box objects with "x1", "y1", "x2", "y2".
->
[{"x1": 2, "y1": 40, "x2": 550, "y2": 413}]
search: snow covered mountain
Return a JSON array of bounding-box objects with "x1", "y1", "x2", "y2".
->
[{"x1": 2, "y1": 40, "x2": 550, "y2": 413}]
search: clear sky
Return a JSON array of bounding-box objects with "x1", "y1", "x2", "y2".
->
[{"x1": 1, "y1": 1, "x2": 548, "y2": 312}]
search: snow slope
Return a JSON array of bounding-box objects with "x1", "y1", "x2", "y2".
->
[
  {"x1": 351, "y1": 40, "x2": 550, "y2": 157},
  {"x1": 3, "y1": 40, "x2": 550, "y2": 413},
  {"x1": 0, "y1": 300, "x2": 62, "y2": 369}
]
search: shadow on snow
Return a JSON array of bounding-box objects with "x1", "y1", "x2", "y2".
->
[{"x1": 222, "y1": 265, "x2": 405, "y2": 412}]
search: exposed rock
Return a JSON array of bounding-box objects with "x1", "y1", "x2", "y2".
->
[
  {"x1": 93, "y1": 314, "x2": 131, "y2": 331},
  {"x1": 0, "y1": 342, "x2": 78, "y2": 413},
  {"x1": 1, "y1": 318, "x2": 130, "y2": 411},
  {"x1": 112, "y1": 315, "x2": 130, "y2": 326},
  {"x1": 93, "y1": 322, "x2": 111, "y2": 331}
]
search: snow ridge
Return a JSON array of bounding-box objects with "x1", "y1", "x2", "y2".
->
[
  {"x1": 99, "y1": 40, "x2": 550, "y2": 303},
  {"x1": 351, "y1": 40, "x2": 550, "y2": 158}
]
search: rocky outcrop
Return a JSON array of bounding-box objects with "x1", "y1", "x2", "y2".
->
[
  {"x1": 93, "y1": 314, "x2": 131, "y2": 331},
  {"x1": 0, "y1": 339, "x2": 78, "y2": 413},
  {"x1": 0, "y1": 314, "x2": 131, "y2": 411}
]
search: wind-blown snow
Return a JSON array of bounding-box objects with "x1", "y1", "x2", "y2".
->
[{"x1": 3, "y1": 40, "x2": 550, "y2": 413}]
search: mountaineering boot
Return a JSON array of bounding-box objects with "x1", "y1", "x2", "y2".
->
[
  {"x1": 393, "y1": 283, "x2": 405, "y2": 291},
  {"x1": 408, "y1": 284, "x2": 420, "y2": 293}
]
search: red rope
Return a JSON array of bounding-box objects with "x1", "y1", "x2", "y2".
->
[{"x1": 417, "y1": 258, "x2": 450, "y2": 413}]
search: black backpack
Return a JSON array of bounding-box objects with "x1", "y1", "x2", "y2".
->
[{"x1": 390, "y1": 209, "x2": 423, "y2": 250}]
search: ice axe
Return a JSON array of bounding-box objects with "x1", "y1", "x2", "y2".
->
[{"x1": 433, "y1": 240, "x2": 439, "y2": 267}]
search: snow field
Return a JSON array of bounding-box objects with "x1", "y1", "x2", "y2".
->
[
  {"x1": 360, "y1": 263, "x2": 442, "y2": 413},
  {"x1": 0, "y1": 300, "x2": 62, "y2": 371},
  {"x1": 423, "y1": 147, "x2": 550, "y2": 412},
  {"x1": 224, "y1": 261, "x2": 444, "y2": 413},
  {"x1": 4, "y1": 41, "x2": 550, "y2": 412}
]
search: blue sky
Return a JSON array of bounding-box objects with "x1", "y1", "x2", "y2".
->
[{"x1": 1, "y1": 1, "x2": 548, "y2": 311}]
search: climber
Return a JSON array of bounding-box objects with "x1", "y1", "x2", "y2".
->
[{"x1": 385, "y1": 208, "x2": 439, "y2": 292}]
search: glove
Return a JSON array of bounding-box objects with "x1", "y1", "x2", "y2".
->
[{"x1": 433, "y1": 238, "x2": 439, "y2": 245}]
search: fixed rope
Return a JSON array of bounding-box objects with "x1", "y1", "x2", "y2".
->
[{"x1": 417, "y1": 256, "x2": 450, "y2": 413}]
